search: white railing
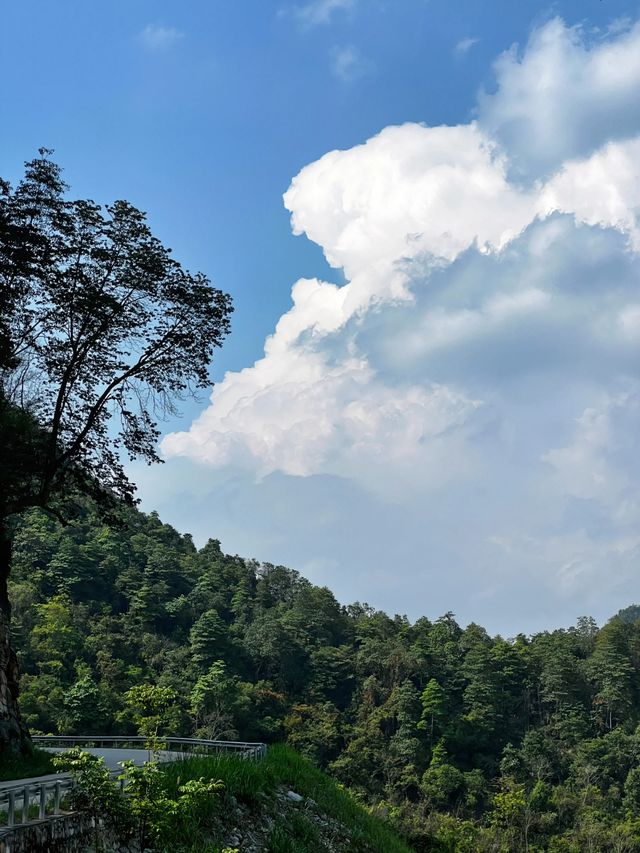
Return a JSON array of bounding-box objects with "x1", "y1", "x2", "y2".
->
[
  {"x1": 0, "y1": 734, "x2": 267, "y2": 837},
  {"x1": 31, "y1": 735, "x2": 267, "y2": 761},
  {"x1": 0, "y1": 776, "x2": 73, "y2": 826}
]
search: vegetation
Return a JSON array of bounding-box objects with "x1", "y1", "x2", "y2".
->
[
  {"x1": 0, "y1": 745, "x2": 54, "y2": 781},
  {"x1": 51, "y1": 743, "x2": 410, "y2": 852},
  {"x1": 52, "y1": 746, "x2": 225, "y2": 852},
  {"x1": 8, "y1": 502, "x2": 640, "y2": 850},
  {"x1": 259, "y1": 744, "x2": 413, "y2": 853},
  {"x1": 0, "y1": 150, "x2": 232, "y2": 752}
]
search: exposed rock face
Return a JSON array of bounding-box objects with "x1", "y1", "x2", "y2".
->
[
  {"x1": 0, "y1": 608, "x2": 27, "y2": 753},
  {"x1": 223, "y1": 786, "x2": 356, "y2": 851},
  {"x1": 0, "y1": 521, "x2": 29, "y2": 754}
]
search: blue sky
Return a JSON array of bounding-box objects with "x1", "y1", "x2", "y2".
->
[{"x1": 3, "y1": 0, "x2": 640, "y2": 635}]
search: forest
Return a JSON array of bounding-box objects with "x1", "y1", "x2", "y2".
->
[{"x1": 10, "y1": 500, "x2": 640, "y2": 852}]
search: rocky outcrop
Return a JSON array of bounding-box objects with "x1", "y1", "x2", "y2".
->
[
  {"x1": 0, "y1": 520, "x2": 29, "y2": 755},
  {"x1": 0, "y1": 609, "x2": 25, "y2": 754},
  {"x1": 221, "y1": 785, "x2": 356, "y2": 852}
]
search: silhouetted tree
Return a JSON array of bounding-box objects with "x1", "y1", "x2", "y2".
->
[{"x1": 0, "y1": 150, "x2": 232, "y2": 751}]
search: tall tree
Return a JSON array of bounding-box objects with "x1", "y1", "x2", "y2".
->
[{"x1": 0, "y1": 150, "x2": 232, "y2": 751}]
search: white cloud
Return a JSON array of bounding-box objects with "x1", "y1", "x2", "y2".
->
[
  {"x1": 283, "y1": 122, "x2": 534, "y2": 280},
  {"x1": 140, "y1": 24, "x2": 185, "y2": 50},
  {"x1": 478, "y1": 17, "x2": 640, "y2": 179},
  {"x1": 294, "y1": 0, "x2": 356, "y2": 28},
  {"x1": 454, "y1": 36, "x2": 479, "y2": 57},
  {"x1": 158, "y1": 16, "x2": 640, "y2": 632},
  {"x1": 330, "y1": 45, "x2": 371, "y2": 81},
  {"x1": 164, "y1": 123, "x2": 640, "y2": 488},
  {"x1": 538, "y1": 137, "x2": 640, "y2": 250}
]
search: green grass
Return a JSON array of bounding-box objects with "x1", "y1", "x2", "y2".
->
[
  {"x1": 0, "y1": 746, "x2": 55, "y2": 781},
  {"x1": 161, "y1": 744, "x2": 414, "y2": 853},
  {"x1": 163, "y1": 751, "x2": 272, "y2": 804},
  {"x1": 263, "y1": 745, "x2": 413, "y2": 853},
  {"x1": 266, "y1": 812, "x2": 325, "y2": 853}
]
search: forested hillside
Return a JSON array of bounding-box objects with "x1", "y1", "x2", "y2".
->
[{"x1": 8, "y1": 503, "x2": 640, "y2": 851}]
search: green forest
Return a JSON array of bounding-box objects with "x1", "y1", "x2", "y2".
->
[{"x1": 10, "y1": 501, "x2": 640, "y2": 852}]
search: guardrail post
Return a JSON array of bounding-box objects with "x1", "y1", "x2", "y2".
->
[
  {"x1": 21, "y1": 787, "x2": 29, "y2": 824},
  {"x1": 8, "y1": 790, "x2": 15, "y2": 827},
  {"x1": 39, "y1": 784, "x2": 46, "y2": 819},
  {"x1": 53, "y1": 782, "x2": 61, "y2": 816}
]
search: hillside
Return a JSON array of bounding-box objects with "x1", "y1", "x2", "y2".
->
[
  {"x1": 161, "y1": 745, "x2": 413, "y2": 852},
  {"x1": 1, "y1": 744, "x2": 411, "y2": 853},
  {"x1": 9, "y1": 503, "x2": 640, "y2": 851}
]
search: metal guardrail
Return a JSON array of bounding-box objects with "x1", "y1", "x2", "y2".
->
[
  {"x1": 0, "y1": 734, "x2": 267, "y2": 837},
  {"x1": 31, "y1": 734, "x2": 267, "y2": 761},
  {"x1": 0, "y1": 777, "x2": 73, "y2": 826}
]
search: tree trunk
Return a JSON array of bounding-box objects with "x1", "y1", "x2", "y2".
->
[{"x1": 0, "y1": 522, "x2": 30, "y2": 753}]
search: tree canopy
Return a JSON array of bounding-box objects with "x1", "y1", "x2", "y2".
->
[
  {"x1": 0, "y1": 150, "x2": 232, "y2": 752},
  {"x1": 0, "y1": 149, "x2": 232, "y2": 518}
]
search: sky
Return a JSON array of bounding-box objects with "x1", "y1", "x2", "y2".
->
[{"x1": 2, "y1": 0, "x2": 640, "y2": 636}]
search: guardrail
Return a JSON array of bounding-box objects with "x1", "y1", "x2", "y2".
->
[
  {"x1": 0, "y1": 734, "x2": 267, "y2": 842},
  {"x1": 32, "y1": 735, "x2": 267, "y2": 761},
  {"x1": 0, "y1": 777, "x2": 73, "y2": 825}
]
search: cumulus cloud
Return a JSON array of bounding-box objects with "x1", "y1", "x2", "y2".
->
[
  {"x1": 539, "y1": 137, "x2": 640, "y2": 250},
  {"x1": 283, "y1": 123, "x2": 534, "y2": 280},
  {"x1": 160, "y1": 16, "x2": 640, "y2": 632},
  {"x1": 478, "y1": 18, "x2": 640, "y2": 179},
  {"x1": 139, "y1": 24, "x2": 185, "y2": 50}
]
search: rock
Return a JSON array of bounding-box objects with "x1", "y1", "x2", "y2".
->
[{"x1": 286, "y1": 789, "x2": 303, "y2": 802}]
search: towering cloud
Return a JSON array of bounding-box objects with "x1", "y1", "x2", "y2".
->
[{"x1": 161, "y1": 18, "x2": 640, "y2": 633}]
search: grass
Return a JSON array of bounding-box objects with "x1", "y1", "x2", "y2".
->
[
  {"x1": 161, "y1": 744, "x2": 414, "y2": 853},
  {"x1": 0, "y1": 746, "x2": 55, "y2": 782},
  {"x1": 3, "y1": 744, "x2": 411, "y2": 851},
  {"x1": 264, "y1": 745, "x2": 413, "y2": 853},
  {"x1": 266, "y1": 812, "x2": 324, "y2": 852}
]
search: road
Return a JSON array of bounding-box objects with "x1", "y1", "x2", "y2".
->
[{"x1": 2, "y1": 747, "x2": 180, "y2": 790}]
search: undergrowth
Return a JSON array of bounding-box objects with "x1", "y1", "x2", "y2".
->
[
  {"x1": 0, "y1": 746, "x2": 55, "y2": 781},
  {"x1": 3, "y1": 744, "x2": 412, "y2": 851},
  {"x1": 161, "y1": 744, "x2": 413, "y2": 853}
]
